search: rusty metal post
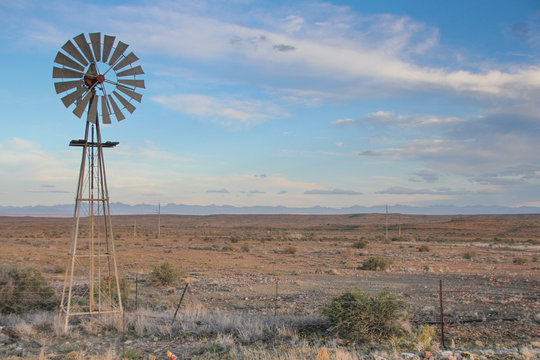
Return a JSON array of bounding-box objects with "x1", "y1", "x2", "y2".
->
[
  {"x1": 171, "y1": 283, "x2": 189, "y2": 325},
  {"x1": 135, "y1": 274, "x2": 138, "y2": 311},
  {"x1": 439, "y1": 279, "x2": 446, "y2": 348}
]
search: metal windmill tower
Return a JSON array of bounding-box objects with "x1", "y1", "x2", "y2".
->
[{"x1": 52, "y1": 32, "x2": 145, "y2": 329}]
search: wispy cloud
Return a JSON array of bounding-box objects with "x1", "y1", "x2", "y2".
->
[
  {"x1": 334, "y1": 111, "x2": 464, "y2": 128},
  {"x1": 152, "y1": 94, "x2": 285, "y2": 128},
  {"x1": 376, "y1": 186, "x2": 473, "y2": 196},
  {"x1": 206, "y1": 189, "x2": 230, "y2": 194},
  {"x1": 305, "y1": 189, "x2": 363, "y2": 195}
]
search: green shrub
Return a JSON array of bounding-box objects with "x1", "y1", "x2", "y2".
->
[
  {"x1": 513, "y1": 257, "x2": 528, "y2": 265},
  {"x1": 0, "y1": 266, "x2": 56, "y2": 314},
  {"x1": 352, "y1": 240, "x2": 368, "y2": 249},
  {"x1": 418, "y1": 245, "x2": 430, "y2": 252},
  {"x1": 123, "y1": 348, "x2": 140, "y2": 360},
  {"x1": 463, "y1": 251, "x2": 477, "y2": 260},
  {"x1": 149, "y1": 262, "x2": 183, "y2": 286},
  {"x1": 322, "y1": 288, "x2": 410, "y2": 342},
  {"x1": 359, "y1": 256, "x2": 391, "y2": 271},
  {"x1": 97, "y1": 276, "x2": 131, "y2": 304}
]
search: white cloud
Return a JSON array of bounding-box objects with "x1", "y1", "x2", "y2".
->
[
  {"x1": 152, "y1": 94, "x2": 285, "y2": 127},
  {"x1": 335, "y1": 111, "x2": 464, "y2": 128},
  {"x1": 97, "y1": 2, "x2": 540, "y2": 104}
]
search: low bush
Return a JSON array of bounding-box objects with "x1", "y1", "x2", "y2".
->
[
  {"x1": 513, "y1": 257, "x2": 528, "y2": 265},
  {"x1": 98, "y1": 276, "x2": 131, "y2": 304},
  {"x1": 282, "y1": 246, "x2": 297, "y2": 255},
  {"x1": 322, "y1": 288, "x2": 410, "y2": 342},
  {"x1": 149, "y1": 262, "x2": 183, "y2": 286},
  {"x1": 418, "y1": 245, "x2": 430, "y2": 252},
  {"x1": 359, "y1": 256, "x2": 391, "y2": 271},
  {"x1": 352, "y1": 240, "x2": 368, "y2": 249},
  {"x1": 0, "y1": 266, "x2": 56, "y2": 314},
  {"x1": 463, "y1": 251, "x2": 477, "y2": 260}
]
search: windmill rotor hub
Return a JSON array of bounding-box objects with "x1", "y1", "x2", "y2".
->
[{"x1": 97, "y1": 74, "x2": 105, "y2": 83}]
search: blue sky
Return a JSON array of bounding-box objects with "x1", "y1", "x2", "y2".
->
[{"x1": 1, "y1": 0, "x2": 539, "y2": 208}]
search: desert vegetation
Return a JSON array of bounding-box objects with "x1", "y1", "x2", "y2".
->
[{"x1": 0, "y1": 214, "x2": 539, "y2": 359}]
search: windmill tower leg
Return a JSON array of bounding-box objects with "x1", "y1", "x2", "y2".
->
[{"x1": 59, "y1": 119, "x2": 122, "y2": 331}]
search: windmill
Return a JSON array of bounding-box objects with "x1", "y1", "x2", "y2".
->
[{"x1": 53, "y1": 32, "x2": 145, "y2": 330}]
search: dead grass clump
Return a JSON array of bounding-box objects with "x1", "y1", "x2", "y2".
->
[{"x1": 463, "y1": 251, "x2": 477, "y2": 260}]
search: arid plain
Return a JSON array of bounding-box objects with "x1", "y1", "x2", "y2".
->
[{"x1": 0, "y1": 213, "x2": 539, "y2": 358}]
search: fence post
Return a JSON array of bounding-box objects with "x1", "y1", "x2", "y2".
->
[
  {"x1": 171, "y1": 283, "x2": 189, "y2": 325},
  {"x1": 273, "y1": 279, "x2": 279, "y2": 341},
  {"x1": 439, "y1": 279, "x2": 446, "y2": 349},
  {"x1": 135, "y1": 274, "x2": 138, "y2": 311}
]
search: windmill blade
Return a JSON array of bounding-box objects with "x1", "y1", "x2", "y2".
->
[
  {"x1": 113, "y1": 52, "x2": 139, "y2": 71},
  {"x1": 89, "y1": 32, "x2": 101, "y2": 62},
  {"x1": 54, "y1": 80, "x2": 82, "y2": 94},
  {"x1": 116, "y1": 65, "x2": 145, "y2": 77},
  {"x1": 73, "y1": 33, "x2": 94, "y2": 63},
  {"x1": 61, "y1": 40, "x2": 88, "y2": 66},
  {"x1": 73, "y1": 91, "x2": 93, "y2": 118},
  {"x1": 53, "y1": 67, "x2": 84, "y2": 79},
  {"x1": 54, "y1": 52, "x2": 85, "y2": 71},
  {"x1": 107, "y1": 94, "x2": 126, "y2": 121},
  {"x1": 118, "y1": 79, "x2": 145, "y2": 89},
  {"x1": 61, "y1": 86, "x2": 86, "y2": 108},
  {"x1": 102, "y1": 35, "x2": 115, "y2": 63},
  {"x1": 101, "y1": 96, "x2": 112, "y2": 124},
  {"x1": 116, "y1": 85, "x2": 142, "y2": 102},
  {"x1": 108, "y1": 41, "x2": 129, "y2": 66},
  {"x1": 113, "y1": 91, "x2": 136, "y2": 114},
  {"x1": 87, "y1": 94, "x2": 99, "y2": 123}
]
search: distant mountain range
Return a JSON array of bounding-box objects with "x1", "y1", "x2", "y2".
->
[{"x1": 0, "y1": 203, "x2": 539, "y2": 216}]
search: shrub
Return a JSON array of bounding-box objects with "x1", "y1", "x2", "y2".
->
[
  {"x1": 322, "y1": 288, "x2": 410, "y2": 342},
  {"x1": 463, "y1": 251, "x2": 477, "y2": 260},
  {"x1": 513, "y1": 257, "x2": 528, "y2": 265},
  {"x1": 282, "y1": 246, "x2": 297, "y2": 255},
  {"x1": 418, "y1": 245, "x2": 430, "y2": 252},
  {"x1": 241, "y1": 244, "x2": 250, "y2": 252},
  {"x1": 149, "y1": 262, "x2": 183, "y2": 286},
  {"x1": 352, "y1": 240, "x2": 368, "y2": 249},
  {"x1": 0, "y1": 266, "x2": 56, "y2": 314},
  {"x1": 123, "y1": 348, "x2": 140, "y2": 360},
  {"x1": 98, "y1": 276, "x2": 131, "y2": 304},
  {"x1": 359, "y1": 256, "x2": 391, "y2": 271},
  {"x1": 230, "y1": 236, "x2": 239, "y2": 243}
]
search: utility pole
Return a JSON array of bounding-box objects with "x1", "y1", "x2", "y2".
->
[
  {"x1": 385, "y1": 204, "x2": 389, "y2": 242},
  {"x1": 157, "y1": 203, "x2": 161, "y2": 237}
]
